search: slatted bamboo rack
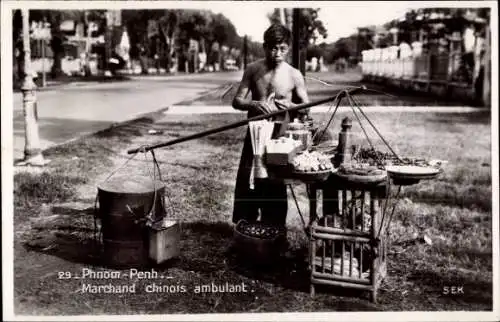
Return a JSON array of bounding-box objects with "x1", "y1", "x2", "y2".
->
[{"x1": 308, "y1": 178, "x2": 388, "y2": 303}]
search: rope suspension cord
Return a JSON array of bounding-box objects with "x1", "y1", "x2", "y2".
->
[
  {"x1": 348, "y1": 93, "x2": 403, "y2": 163},
  {"x1": 304, "y1": 76, "x2": 398, "y2": 98},
  {"x1": 344, "y1": 93, "x2": 381, "y2": 165},
  {"x1": 150, "y1": 150, "x2": 177, "y2": 218},
  {"x1": 141, "y1": 150, "x2": 158, "y2": 223},
  {"x1": 377, "y1": 184, "x2": 402, "y2": 240},
  {"x1": 311, "y1": 90, "x2": 344, "y2": 145},
  {"x1": 341, "y1": 93, "x2": 405, "y2": 240},
  {"x1": 93, "y1": 145, "x2": 147, "y2": 248},
  {"x1": 303, "y1": 77, "x2": 340, "y2": 144},
  {"x1": 287, "y1": 184, "x2": 308, "y2": 234},
  {"x1": 127, "y1": 87, "x2": 366, "y2": 154}
]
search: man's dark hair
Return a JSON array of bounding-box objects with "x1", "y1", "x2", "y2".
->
[{"x1": 263, "y1": 24, "x2": 292, "y2": 47}]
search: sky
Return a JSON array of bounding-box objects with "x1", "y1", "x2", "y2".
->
[{"x1": 210, "y1": 1, "x2": 483, "y2": 44}]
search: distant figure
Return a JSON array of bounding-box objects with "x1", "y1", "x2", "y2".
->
[
  {"x1": 310, "y1": 57, "x2": 318, "y2": 72},
  {"x1": 198, "y1": 51, "x2": 207, "y2": 71},
  {"x1": 231, "y1": 24, "x2": 310, "y2": 226},
  {"x1": 335, "y1": 57, "x2": 347, "y2": 73},
  {"x1": 319, "y1": 56, "x2": 328, "y2": 72}
]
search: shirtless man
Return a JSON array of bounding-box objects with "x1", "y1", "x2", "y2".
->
[{"x1": 232, "y1": 24, "x2": 310, "y2": 226}]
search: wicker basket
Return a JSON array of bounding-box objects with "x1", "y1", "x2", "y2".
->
[{"x1": 233, "y1": 220, "x2": 287, "y2": 262}]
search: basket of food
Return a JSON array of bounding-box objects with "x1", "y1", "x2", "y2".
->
[
  {"x1": 233, "y1": 220, "x2": 287, "y2": 262},
  {"x1": 290, "y1": 151, "x2": 335, "y2": 182},
  {"x1": 353, "y1": 148, "x2": 446, "y2": 186},
  {"x1": 332, "y1": 163, "x2": 388, "y2": 187}
]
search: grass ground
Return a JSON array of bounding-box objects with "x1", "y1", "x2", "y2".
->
[{"x1": 13, "y1": 104, "x2": 493, "y2": 315}]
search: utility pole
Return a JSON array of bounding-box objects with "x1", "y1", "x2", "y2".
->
[
  {"x1": 18, "y1": 9, "x2": 49, "y2": 166},
  {"x1": 104, "y1": 10, "x2": 113, "y2": 76},
  {"x1": 292, "y1": 8, "x2": 305, "y2": 75},
  {"x1": 243, "y1": 35, "x2": 248, "y2": 69},
  {"x1": 84, "y1": 11, "x2": 92, "y2": 76}
]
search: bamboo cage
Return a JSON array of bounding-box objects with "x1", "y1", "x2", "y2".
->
[{"x1": 308, "y1": 181, "x2": 388, "y2": 303}]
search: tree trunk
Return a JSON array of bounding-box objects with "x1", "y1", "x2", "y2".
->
[
  {"x1": 50, "y1": 13, "x2": 64, "y2": 78},
  {"x1": 482, "y1": 24, "x2": 490, "y2": 107}
]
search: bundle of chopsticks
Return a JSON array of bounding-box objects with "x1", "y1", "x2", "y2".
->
[{"x1": 248, "y1": 120, "x2": 275, "y2": 189}]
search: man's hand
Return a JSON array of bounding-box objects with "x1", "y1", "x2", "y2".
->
[
  {"x1": 274, "y1": 99, "x2": 294, "y2": 110},
  {"x1": 249, "y1": 101, "x2": 278, "y2": 114}
]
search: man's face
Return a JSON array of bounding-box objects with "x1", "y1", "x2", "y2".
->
[{"x1": 264, "y1": 42, "x2": 290, "y2": 65}]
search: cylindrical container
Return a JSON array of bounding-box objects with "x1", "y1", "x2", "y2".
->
[
  {"x1": 335, "y1": 117, "x2": 353, "y2": 167},
  {"x1": 97, "y1": 175, "x2": 166, "y2": 268}
]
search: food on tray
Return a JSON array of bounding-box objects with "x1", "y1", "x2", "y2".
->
[
  {"x1": 292, "y1": 151, "x2": 333, "y2": 172},
  {"x1": 354, "y1": 147, "x2": 390, "y2": 164},
  {"x1": 338, "y1": 163, "x2": 385, "y2": 176},
  {"x1": 237, "y1": 221, "x2": 285, "y2": 239},
  {"x1": 354, "y1": 148, "x2": 447, "y2": 172}
]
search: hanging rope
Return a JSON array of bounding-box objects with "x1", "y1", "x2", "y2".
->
[
  {"x1": 311, "y1": 90, "x2": 345, "y2": 145},
  {"x1": 304, "y1": 76, "x2": 398, "y2": 98},
  {"x1": 93, "y1": 146, "x2": 148, "y2": 249},
  {"x1": 287, "y1": 184, "x2": 308, "y2": 233},
  {"x1": 345, "y1": 93, "x2": 380, "y2": 164},
  {"x1": 348, "y1": 93, "x2": 402, "y2": 162},
  {"x1": 101, "y1": 146, "x2": 145, "y2": 183},
  {"x1": 377, "y1": 184, "x2": 402, "y2": 239},
  {"x1": 151, "y1": 149, "x2": 177, "y2": 219}
]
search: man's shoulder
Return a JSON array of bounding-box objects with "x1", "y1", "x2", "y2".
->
[
  {"x1": 288, "y1": 64, "x2": 301, "y2": 74},
  {"x1": 285, "y1": 64, "x2": 304, "y2": 81},
  {"x1": 245, "y1": 59, "x2": 266, "y2": 73}
]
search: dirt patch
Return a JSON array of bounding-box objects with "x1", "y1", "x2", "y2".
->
[{"x1": 12, "y1": 111, "x2": 493, "y2": 315}]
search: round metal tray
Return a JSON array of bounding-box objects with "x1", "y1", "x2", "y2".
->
[{"x1": 385, "y1": 165, "x2": 442, "y2": 180}]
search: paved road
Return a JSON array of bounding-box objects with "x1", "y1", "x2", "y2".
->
[
  {"x1": 12, "y1": 72, "x2": 242, "y2": 161},
  {"x1": 11, "y1": 69, "x2": 480, "y2": 162}
]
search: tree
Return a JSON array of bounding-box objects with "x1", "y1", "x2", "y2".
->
[
  {"x1": 13, "y1": 10, "x2": 23, "y2": 84},
  {"x1": 120, "y1": 9, "x2": 264, "y2": 72},
  {"x1": 28, "y1": 10, "x2": 89, "y2": 78},
  {"x1": 268, "y1": 8, "x2": 327, "y2": 46}
]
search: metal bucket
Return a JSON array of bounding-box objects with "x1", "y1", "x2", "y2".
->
[{"x1": 97, "y1": 175, "x2": 165, "y2": 268}]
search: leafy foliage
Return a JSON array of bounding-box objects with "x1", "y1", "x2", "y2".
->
[{"x1": 267, "y1": 8, "x2": 328, "y2": 46}]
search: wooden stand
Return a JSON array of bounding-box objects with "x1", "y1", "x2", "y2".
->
[
  {"x1": 308, "y1": 177, "x2": 388, "y2": 303},
  {"x1": 307, "y1": 116, "x2": 388, "y2": 303}
]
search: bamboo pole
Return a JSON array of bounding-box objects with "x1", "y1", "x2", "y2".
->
[{"x1": 127, "y1": 86, "x2": 366, "y2": 154}]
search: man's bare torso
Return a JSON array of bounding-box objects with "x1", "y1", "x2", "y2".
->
[{"x1": 247, "y1": 59, "x2": 297, "y2": 101}]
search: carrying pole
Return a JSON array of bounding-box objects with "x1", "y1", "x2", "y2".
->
[{"x1": 127, "y1": 86, "x2": 366, "y2": 154}]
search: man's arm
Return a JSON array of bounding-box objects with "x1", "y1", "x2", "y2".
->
[
  {"x1": 232, "y1": 67, "x2": 253, "y2": 111},
  {"x1": 292, "y1": 69, "x2": 310, "y2": 105},
  {"x1": 232, "y1": 65, "x2": 275, "y2": 114}
]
